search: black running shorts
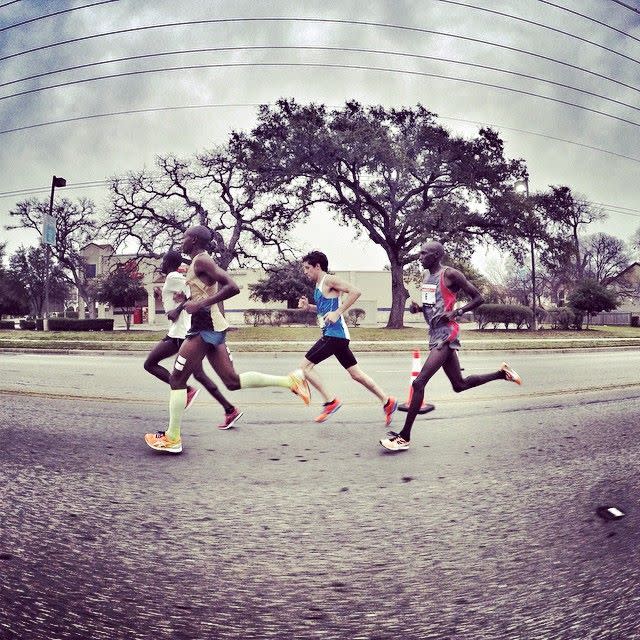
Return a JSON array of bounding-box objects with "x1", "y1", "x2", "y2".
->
[{"x1": 305, "y1": 335, "x2": 357, "y2": 369}]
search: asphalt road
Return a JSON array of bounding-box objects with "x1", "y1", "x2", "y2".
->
[{"x1": 1, "y1": 349, "x2": 640, "y2": 639}]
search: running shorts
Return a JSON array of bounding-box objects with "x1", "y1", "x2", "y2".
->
[{"x1": 305, "y1": 335, "x2": 357, "y2": 369}]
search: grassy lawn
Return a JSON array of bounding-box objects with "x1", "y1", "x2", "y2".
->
[{"x1": 1, "y1": 324, "x2": 639, "y2": 352}]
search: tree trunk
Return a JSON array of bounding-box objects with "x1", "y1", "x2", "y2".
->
[{"x1": 386, "y1": 261, "x2": 409, "y2": 328}]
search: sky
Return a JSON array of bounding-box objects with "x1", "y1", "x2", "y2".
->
[{"x1": 1, "y1": 0, "x2": 639, "y2": 272}]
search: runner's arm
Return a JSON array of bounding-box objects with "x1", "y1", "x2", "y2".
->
[
  {"x1": 183, "y1": 255, "x2": 240, "y2": 313},
  {"x1": 323, "y1": 276, "x2": 360, "y2": 324},
  {"x1": 443, "y1": 268, "x2": 484, "y2": 320},
  {"x1": 298, "y1": 296, "x2": 317, "y2": 313}
]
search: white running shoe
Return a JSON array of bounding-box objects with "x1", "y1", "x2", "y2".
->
[
  {"x1": 500, "y1": 362, "x2": 522, "y2": 385},
  {"x1": 380, "y1": 431, "x2": 410, "y2": 452}
]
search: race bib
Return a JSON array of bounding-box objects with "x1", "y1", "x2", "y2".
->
[{"x1": 421, "y1": 283, "x2": 437, "y2": 306}]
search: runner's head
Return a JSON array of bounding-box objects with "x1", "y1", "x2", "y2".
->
[
  {"x1": 161, "y1": 250, "x2": 183, "y2": 275},
  {"x1": 302, "y1": 250, "x2": 328, "y2": 283},
  {"x1": 419, "y1": 241, "x2": 444, "y2": 270},
  {"x1": 182, "y1": 225, "x2": 212, "y2": 255}
]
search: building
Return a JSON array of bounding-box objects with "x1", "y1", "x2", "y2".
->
[{"x1": 78, "y1": 244, "x2": 410, "y2": 327}]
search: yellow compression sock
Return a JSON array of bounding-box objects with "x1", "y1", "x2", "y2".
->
[
  {"x1": 166, "y1": 388, "x2": 187, "y2": 441},
  {"x1": 239, "y1": 371, "x2": 292, "y2": 389}
]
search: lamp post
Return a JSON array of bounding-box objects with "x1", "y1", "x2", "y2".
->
[
  {"x1": 43, "y1": 175, "x2": 67, "y2": 331},
  {"x1": 514, "y1": 177, "x2": 537, "y2": 331}
]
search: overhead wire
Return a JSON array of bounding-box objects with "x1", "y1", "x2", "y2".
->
[
  {"x1": 1, "y1": 60, "x2": 639, "y2": 129},
  {"x1": 536, "y1": 0, "x2": 640, "y2": 44},
  {"x1": 608, "y1": 0, "x2": 640, "y2": 15},
  {"x1": 1, "y1": 44, "x2": 638, "y2": 118},
  {"x1": 0, "y1": 1, "x2": 23, "y2": 8},
  {"x1": 436, "y1": 0, "x2": 640, "y2": 65},
  {"x1": 0, "y1": 16, "x2": 637, "y2": 97},
  {"x1": 0, "y1": 0, "x2": 119, "y2": 33}
]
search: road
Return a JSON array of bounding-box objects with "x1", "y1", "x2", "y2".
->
[{"x1": 1, "y1": 350, "x2": 640, "y2": 639}]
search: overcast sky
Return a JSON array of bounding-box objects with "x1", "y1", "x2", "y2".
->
[{"x1": 1, "y1": 0, "x2": 639, "y2": 270}]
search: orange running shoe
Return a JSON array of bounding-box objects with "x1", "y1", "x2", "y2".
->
[
  {"x1": 500, "y1": 362, "x2": 522, "y2": 385},
  {"x1": 383, "y1": 396, "x2": 398, "y2": 427},
  {"x1": 144, "y1": 431, "x2": 182, "y2": 454},
  {"x1": 314, "y1": 398, "x2": 342, "y2": 423},
  {"x1": 289, "y1": 369, "x2": 311, "y2": 405}
]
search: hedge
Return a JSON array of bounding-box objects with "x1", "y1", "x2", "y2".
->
[
  {"x1": 17, "y1": 318, "x2": 115, "y2": 331},
  {"x1": 243, "y1": 308, "x2": 317, "y2": 326},
  {"x1": 474, "y1": 304, "x2": 534, "y2": 330},
  {"x1": 0, "y1": 319, "x2": 16, "y2": 329}
]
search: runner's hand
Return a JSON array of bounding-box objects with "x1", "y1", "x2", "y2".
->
[
  {"x1": 184, "y1": 300, "x2": 204, "y2": 314},
  {"x1": 298, "y1": 296, "x2": 309, "y2": 310},
  {"x1": 167, "y1": 308, "x2": 181, "y2": 322},
  {"x1": 409, "y1": 301, "x2": 421, "y2": 314},
  {"x1": 323, "y1": 311, "x2": 340, "y2": 325},
  {"x1": 173, "y1": 291, "x2": 187, "y2": 303}
]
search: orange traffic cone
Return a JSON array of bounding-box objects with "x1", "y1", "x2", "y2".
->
[{"x1": 398, "y1": 349, "x2": 435, "y2": 414}]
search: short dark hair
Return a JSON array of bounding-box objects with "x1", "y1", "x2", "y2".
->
[
  {"x1": 161, "y1": 250, "x2": 183, "y2": 274},
  {"x1": 302, "y1": 250, "x2": 328, "y2": 272},
  {"x1": 187, "y1": 225, "x2": 213, "y2": 249}
]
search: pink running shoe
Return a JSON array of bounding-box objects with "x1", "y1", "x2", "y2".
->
[
  {"x1": 185, "y1": 386, "x2": 200, "y2": 410},
  {"x1": 218, "y1": 407, "x2": 243, "y2": 430}
]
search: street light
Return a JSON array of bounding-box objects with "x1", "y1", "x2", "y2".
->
[
  {"x1": 43, "y1": 175, "x2": 67, "y2": 331},
  {"x1": 514, "y1": 177, "x2": 537, "y2": 331}
]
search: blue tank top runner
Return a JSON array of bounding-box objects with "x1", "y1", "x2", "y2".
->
[{"x1": 314, "y1": 275, "x2": 350, "y2": 339}]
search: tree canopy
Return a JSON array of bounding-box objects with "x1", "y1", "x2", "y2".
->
[{"x1": 236, "y1": 99, "x2": 526, "y2": 327}]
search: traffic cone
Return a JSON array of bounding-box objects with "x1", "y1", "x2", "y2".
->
[{"x1": 398, "y1": 349, "x2": 435, "y2": 414}]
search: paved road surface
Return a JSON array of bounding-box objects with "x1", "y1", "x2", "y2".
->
[{"x1": 1, "y1": 350, "x2": 639, "y2": 639}]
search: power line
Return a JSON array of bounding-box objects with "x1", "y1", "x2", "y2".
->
[
  {"x1": 1, "y1": 100, "x2": 638, "y2": 165},
  {"x1": 609, "y1": 0, "x2": 640, "y2": 15},
  {"x1": 2, "y1": 60, "x2": 639, "y2": 129},
  {"x1": 0, "y1": 1, "x2": 23, "y2": 8},
  {"x1": 2, "y1": 45, "x2": 639, "y2": 118},
  {"x1": 0, "y1": 0, "x2": 119, "y2": 33},
  {"x1": 437, "y1": 0, "x2": 640, "y2": 66},
  {"x1": 536, "y1": 0, "x2": 640, "y2": 44},
  {"x1": 0, "y1": 16, "x2": 637, "y2": 97}
]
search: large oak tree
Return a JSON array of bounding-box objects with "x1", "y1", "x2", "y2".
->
[{"x1": 236, "y1": 100, "x2": 526, "y2": 327}]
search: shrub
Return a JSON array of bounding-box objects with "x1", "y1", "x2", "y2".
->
[
  {"x1": 0, "y1": 319, "x2": 15, "y2": 329},
  {"x1": 547, "y1": 307, "x2": 581, "y2": 330},
  {"x1": 346, "y1": 308, "x2": 366, "y2": 327},
  {"x1": 272, "y1": 309, "x2": 317, "y2": 326},
  {"x1": 474, "y1": 304, "x2": 533, "y2": 330},
  {"x1": 19, "y1": 319, "x2": 36, "y2": 330},
  {"x1": 47, "y1": 318, "x2": 114, "y2": 331},
  {"x1": 243, "y1": 309, "x2": 275, "y2": 326}
]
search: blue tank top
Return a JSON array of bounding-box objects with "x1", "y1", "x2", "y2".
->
[{"x1": 314, "y1": 275, "x2": 350, "y2": 339}]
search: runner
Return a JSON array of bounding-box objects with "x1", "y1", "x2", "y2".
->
[
  {"x1": 298, "y1": 250, "x2": 397, "y2": 425},
  {"x1": 143, "y1": 250, "x2": 241, "y2": 430},
  {"x1": 380, "y1": 241, "x2": 522, "y2": 452},
  {"x1": 145, "y1": 226, "x2": 310, "y2": 454}
]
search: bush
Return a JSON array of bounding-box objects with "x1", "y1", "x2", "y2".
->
[
  {"x1": 243, "y1": 308, "x2": 317, "y2": 326},
  {"x1": 19, "y1": 319, "x2": 36, "y2": 330},
  {"x1": 47, "y1": 318, "x2": 114, "y2": 331},
  {"x1": 243, "y1": 309, "x2": 275, "y2": 326},
  {"x1": 0, "y1": 319, "x2": 16, "y2": 329},
  {"x1": 474, "y1": 304, "x2": 534, "y2": 330},
  {"x1": 346, "y1": 308, "x2": 366, "y2": 327},
  {"x1": 272, "y1": 309, "x2": 317, "y2": 326},
  {"x1": 546, "y1": 307, "x2": 581, "y2": 330}
]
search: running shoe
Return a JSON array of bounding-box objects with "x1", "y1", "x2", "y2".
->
[
  {"x1": 218, "y1": 407, "x2": 243, "y2": 430},
  {"x1": 314, "y1": 398, "x2": 342, "y2": 423},
  {"x1": 500, "y1": 362, "x2": 522, "y2": 385},
  {"x1": 383, "y1": 396, "x2": 398, "y2": 427},
  {"x1": 144, "y1": 431, "x2": 183, "y2": 454},
  {"x1": 185, "y1": 386, "x2": 200, "y2": 410},
  {"x1": 289, "y1": 369, "x2": 311, "y2": 405},
  {"x1": 379, "y1": 431, "x2": 410, "y2": 452}
]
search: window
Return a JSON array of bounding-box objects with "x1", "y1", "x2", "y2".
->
[{"x1": 85, "y1": 263, "x2": 97, "y2": 278}]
